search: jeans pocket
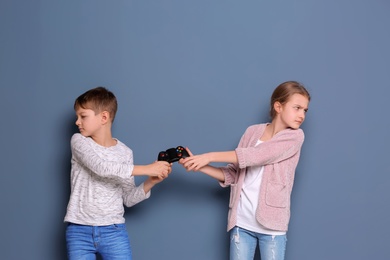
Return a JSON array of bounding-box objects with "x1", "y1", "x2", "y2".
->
[{"x1": 112, "y1": 223, "x2": 126, "y2": 230}]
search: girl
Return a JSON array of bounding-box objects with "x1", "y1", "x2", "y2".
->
[{"x1": 180, "y1": 81, "x2": 310, "y2": 260}]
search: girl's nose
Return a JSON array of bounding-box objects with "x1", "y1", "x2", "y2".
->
[{"x1": 299, "y1": 110, "x2": 305, "y2": 119}]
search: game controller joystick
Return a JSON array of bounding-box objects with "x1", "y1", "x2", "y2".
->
[{"x1": 157, "y1": 146, "x2": 190, "y2": 163}]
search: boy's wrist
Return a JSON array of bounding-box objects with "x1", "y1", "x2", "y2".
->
[
  {"x1": 143, "y1": 177, "x2": 156, "y2": 193},
  {"x1": 133, "y1": 165, "x2": 153, "y2": 176},
  {"x1": 145, "y1": 177, "x2": 153, "y2": 185}
]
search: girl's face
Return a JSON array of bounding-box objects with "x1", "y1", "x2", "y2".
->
[
  {"x1": 276, "y1": 94, "x2": 309, "y2": 129},
  {"x1": 75, "y1": 107, "x2": 103, "y2": 137}
]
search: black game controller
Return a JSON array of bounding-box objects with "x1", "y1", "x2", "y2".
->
[{"x1": 157, "y1": 146, "x2": 190, "y2": 163}]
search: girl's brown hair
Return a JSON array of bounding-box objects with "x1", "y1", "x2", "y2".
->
[{"x1": 269, "y1": 81, "x2": 310, "y2": 119}]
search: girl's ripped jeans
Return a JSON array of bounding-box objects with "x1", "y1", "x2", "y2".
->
[{"x1": 230, "y1": 226, "x2": 287, "y2": 260}]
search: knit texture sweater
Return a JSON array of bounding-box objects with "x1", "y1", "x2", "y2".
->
[
  {"x1": 221, "y1": 124, "x2": 304, "y2": 232},
  {"x1": 64, "y1": 133, "x2": 150, "y2": 226}
]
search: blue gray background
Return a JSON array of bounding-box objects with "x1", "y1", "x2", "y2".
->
[{"x1": 1, "y1": 1, "x2": 389, "y2": 259}]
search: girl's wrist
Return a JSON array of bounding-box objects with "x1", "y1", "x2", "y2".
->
[{"x1": 207, "y1": 152, "x2": 215, "y2": 163}]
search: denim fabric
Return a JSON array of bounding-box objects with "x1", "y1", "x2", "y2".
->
[
  {"x1": 230, "y1": 226, "x2": 287, "y2": 260},
  {"x1": 66, "y1": 223, "x2": 132, "y2": 260}
]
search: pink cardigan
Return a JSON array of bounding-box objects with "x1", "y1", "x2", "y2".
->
[{"x1": 220, "y1": 124, "x2": 304, "y2": 232}]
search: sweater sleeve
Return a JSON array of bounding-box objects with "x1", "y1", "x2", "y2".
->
[
  {"x1": 235, "y1": 128, "x2": 304, "y2": 169},
  {"x1": 219, "y1": 126, "x2": 255, "y2": 186},
  {"x1": 71, "y1": 133, "x2": 134, "y2": 180}
]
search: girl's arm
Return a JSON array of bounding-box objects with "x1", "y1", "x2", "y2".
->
[
  {"x1": 235, "y1": 129, "x2": 304, "y2": 168},
  {"x1": 196, "y1": 165, "x2": 225, "y2": 182},
  {"x1": 181, "y1": 151, "x2": 237, "y2": 172},
  {"x1": 180, "y1": 125, "x2": 253, "y2": 172},
  {"x1": 180, "y1": 148, "x2": 235, "y2": 182}
]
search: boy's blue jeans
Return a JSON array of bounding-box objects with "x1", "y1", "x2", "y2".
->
[
  {"x1": 230, "y1": 226, "x2": 287, "y2": 260},
  {"x1": 66, "y1": 223, "x2": 132, "y2": 260}
]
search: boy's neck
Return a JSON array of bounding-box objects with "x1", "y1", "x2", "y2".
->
[{"x1": 90, "y1": 128, "x2": 116, "y2": 147}]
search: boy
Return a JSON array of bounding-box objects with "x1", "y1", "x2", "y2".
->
[{"x1": 64, "y1": 86, "x2": 171, "y2": 259}]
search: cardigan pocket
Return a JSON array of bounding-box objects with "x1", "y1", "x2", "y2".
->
[
  {"x1": 265, "y1": 182, "x2": 287, "y2": 208},
  {"x1": 229, "y1": 184, "x2": 238, "y2": 208}
]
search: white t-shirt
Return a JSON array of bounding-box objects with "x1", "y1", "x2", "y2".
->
[{"x1": 236, "y1": 140, "x2": 286, "y2": 235}]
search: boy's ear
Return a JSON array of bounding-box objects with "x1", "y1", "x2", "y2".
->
[{"x1": 100, "y1": 111, "x2": 111, "y2": 124}]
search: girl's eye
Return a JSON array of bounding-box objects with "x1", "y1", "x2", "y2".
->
[{"x1": 294, "y1": 106, "x2": 308, "y2": 113}]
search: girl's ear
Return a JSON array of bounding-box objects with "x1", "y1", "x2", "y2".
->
[
  {"x1": 274, "y1": 101, "x2": 282, "y2": 114},
  {"x1": 101, "y1": 111, "x2": 110, "y2": 124}
]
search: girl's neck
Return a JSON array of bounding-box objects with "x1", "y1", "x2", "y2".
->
[{"x1": 261, "y1": 121, "x2": 286, "y2": 141}]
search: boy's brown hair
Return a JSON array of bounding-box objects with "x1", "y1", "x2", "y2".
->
[{"x1": 74, "y1": 87, "x2": 118, "y2": 122}]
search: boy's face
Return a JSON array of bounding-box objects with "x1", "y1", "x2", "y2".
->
[{"x1": 75, "y1": 107, "x2": 103, "y2": 137}]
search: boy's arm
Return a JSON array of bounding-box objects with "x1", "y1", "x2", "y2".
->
[
  {"x1": 122, "y1": 180, "x2": 150, "y2": 207},
  {"x1": 71, "y1": 134, "x2": 133, "y2": 179},
  {"x1": 140, "y1": 162, "x2": 173, "y2": 193},
  {"x1": 71, "y1": 134, "x2": 170, "y2": 178},
  {"x1": 132, "y1": 161, "x2": 171, "y2": 177},
  {"x1": 122, "y1": 174, "x2": 170, "y2": 207},
  {"x1": 142, "y1": 175, "x2": 167, "y2": 193},
  {"x1": 143, "y1": 158, "x2": 173, "y2": 192},
  {"x1": 142, "y1": 178, "x2": 156, "y2": 194},
  {"x1": 122, "y1": 166, "x2": 172, "y2": 206}
]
